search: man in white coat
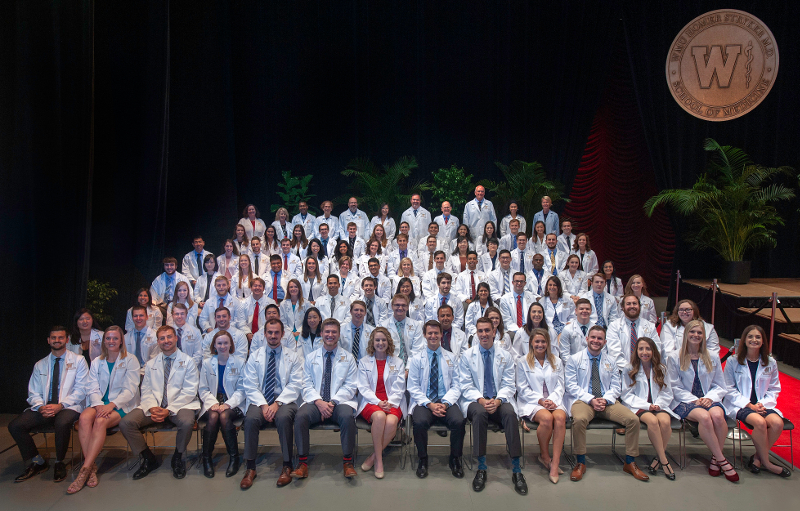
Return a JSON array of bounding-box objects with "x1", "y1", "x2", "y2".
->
[
  {"x1": 458, "y1": 317, "x2": 526, "y2": 495},
  {"x1": 408, "y1": 320, "x2": 466, "y2": 479},
  {"x1": 292, "y1": 201, "x2": 317, "y2": 239},
  {"x1": 240, "y1": 319, "x2": 304, "y2": 489},
  {"x1": 510, "y1": 233, "x2": 535, "y2": 274},
  {"x1": 317, "y1": 274, "x2": 351, "y2": 322},
  {"x1": 315, "y1": 200, "x2": 340, "y2": 240},
  {"x1": 234, "y1": 277, "x2": 277, "y2": 345},
  {"x1": 381, "y1": 293, "x2": 424, "y2": 364},
  {"x1": 556, "y1": 219, "x2": 575, "y2": 256},
  {"x1": 150, "y1": 257, "x2": 191, "y2": 318},
  {"x1": 360, "y1": 277, "x2": 390, "y2": 327},
  {"x1": 182, "y1": 235, "x2": 212, "y2": 286},
  {"x1": 338, "y1": 197, "x2": 370, "y2": 240},
  {"x1": 499, "y1": 272, "x2": 537, "y2": 340},
  {"x1": 485, "y1": 250, "x2": 514, "y2": 301},
  {"x1": 434, "y1": 201, "x2": 460, "y2": 244},
  {"x1": 606, "y1": 294, "x2": 660, "y2": 372},
  {"x1": 289, "y1": 319, "x2": 360, "y2": 480},
  {"x1": 171, "y1": 303, "x2": 204, "y2": 370},
  {"x1": 119, "y1": 325, "x2": 200, "y2": 480},
  {"x1": 338, "y1": 300, "x2": 374, "y2": 362},
  {"x1": 198, "y1": 276, "x2": 240, "y2": 333},
  {"x1": 564, "y1": 325, "x2": 648, "y2": 483},
  {"x1": 541, "y1": 233, "x2": 568, "y2": 278},
  {"x1": 9, "y1": 326, "x2": 88, "y2": 483},
  {"x1": 278, "y1": 238, "x2": 303, "y2": 278},
  {"x1": 424, "y1": 272, "x2": 465, "y2": 329},
  {"x1": 249, "y1": 238, "x2": 270, "y2": 278},
  {"x1": 438, "y1": 305, "x2": 468, "y2": 359},
  {"x1": 201, "y1": 307, "x2": 249, "y2": 364},
  {"x1": 462, "y1": 185, "x2": 497, "y2": 240},
  {"x1": 558, "y1": 298, "x2": 595, "y2": 363},
  {"x1": 125, "y1": 305, "x2": 160, "y2": 375},
  {"x1": 400, "y1": 194, "x2": 432, "y2": 247},
  {"x1": 454, "y1": 251, "x2": 484, "y2": 312},
  {"x1": 579, "y1": 273, "x2": 621, "y2": 329}
]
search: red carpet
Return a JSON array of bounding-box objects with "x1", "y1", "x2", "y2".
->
[{"x1": 720, "y1": 347, "x2": 797, "y2": 467}]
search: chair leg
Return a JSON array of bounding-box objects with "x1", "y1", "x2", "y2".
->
[{"x1": 520, "y1": 420, "x2": 525, "y2": 469}]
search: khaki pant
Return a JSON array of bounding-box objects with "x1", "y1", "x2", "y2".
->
[{"x1": 570, "y1": 400, "x2": 640, "y2": 457}]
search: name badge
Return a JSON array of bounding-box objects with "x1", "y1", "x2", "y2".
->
[
  {"x1": 499, "y1": 356, "x2": 505, "y2": 364},
  {"x1": 66, "y1": 363, "x2": 75, "y2": 370},
  {"x1": 389, "y1": 365, "x2": 396, "y2": 372},
  {"x1": 340, "y1": 356, "x2": 346, "y2": 362},
  {"x1": 603, "y1": 362, "x2": 613, "y2": 372},
  {"x1": 763, "y1": 366, "x2": 772, "y2": 374},
  {"x1": 445, "y1": 359, "x2": 453, "y2": 367},
  {"x1": 230, "y1": 367, "x2": 238, "y2": 375},
  {"x1": 178, "y1": 360, "x2": 185, "y2": 368}
]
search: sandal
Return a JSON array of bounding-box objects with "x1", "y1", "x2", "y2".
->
[
  {"x1": 662, "y1": 462, "x2": 676, "y2": 481},
  {"x1": 648, "y1": 458, "x2": 660, "y2": 475},
  {"x1": 67, "y1": 466, "x2": 91, "y2": 495},
  {"x1": 86, "y1": 463, "x2": 99, "y2": 487},
  {"x1": 718, "y1": 458, "x2": 739, "y2": 483},
  {"x1": 708, "y1": 456, "x2": 721, "y2": 477}
]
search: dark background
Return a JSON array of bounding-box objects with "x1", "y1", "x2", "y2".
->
[{"x1": 1, "y1": 0, "x2": 798, "y2": 412}]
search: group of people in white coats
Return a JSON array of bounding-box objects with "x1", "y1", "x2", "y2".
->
[{"x1": 8, "y1": 189, "x2": 791, "y2": 495}]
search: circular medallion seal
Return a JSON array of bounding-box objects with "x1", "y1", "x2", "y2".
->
[{"x1": 666, "y1": 10, "x2": 779, "y2": 121}]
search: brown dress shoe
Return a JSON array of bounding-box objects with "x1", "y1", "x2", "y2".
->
[
  {"x1": 343, "y1": 462, "x2": 357, "y2": 479},
  {"x1": 570, "y1": 463, "x2": 586, "y2": 482},
  {"x1": 240, "y1": 469, "x2": 257, "y2": 490},
  {"x1": 276, "y1": 466, "x2": 293, "y2": 487},
  {"x1": 290, "y1": 464, "x2": 308, "y2": 479},
  {"x1": 623, "y1": 462, "x2": 650, "y2": 482}
]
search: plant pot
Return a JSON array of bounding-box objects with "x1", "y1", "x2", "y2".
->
[{"x1": 721, "y1": 261, "x2": 751, "y2": 285}]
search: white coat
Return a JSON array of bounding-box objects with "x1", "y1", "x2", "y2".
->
[
  {"x1": 150, "y1": 272, "x2": 191, "y2": 306},
  {"x1": 233, "y1": 239, "x2": 252, "y2": 259},
  {"x1": 271, "y1": 220, "x2": 294, "y2": 241},
  {"x1": 125, "y1": 306, "x2": 163, "y2": 334},
  {"x1": 166, "y1": 301, "x2": 199, "y2": 329},
  {"x1": 86, "y1": 353, "x2": 140, "y2": 413},
  {"x1": 660, "y1": 320, "x2": 720, "y2": 359},
  {"x1": 279, "y1": 299, "x2": 311, "y2": 336},
  {"x1": 666, "y1": 352, "x2": 727, "y2": 408},
  {"x1": 453, "y1": 268, "x2": 484, "y2": 303},
  {"x1": 357, "y1": 253, "x2": 391, "y2": 278},
  {"x1": 532, "y1": 210, "x2": 560, "y2": 235},
  {"x1": 359, "y1": 273, "x2": 393, "y2": 302},
  {"x1": 249, "y1": 252, "x2": 270, "y2": 278},
  {"x1": 369, "y1": 216, "x2": 397, "y2": 241},
  {"x1": 516, "y1": 355, "x2": 566, "y2": 418},
  {"x1": 539, "y1": 295, "x2": 576, "y2": 333},
  {"x1": 182, "y1": 249, "x2": 213, "y2": 282},
  {"x1": 510, "y1": 248, "x2": 536, "y2": 274},
  {"x1": 381, "y1": 316, "x2": 425, "y2": 361},
  {"x1": 558, "y1": 269, "x2": 587, "y2": 296},
  {"x1": 557, "y1": 233, "x2": 575, "y2": 255},
  {"x1": 620, "y1": 364, "x2": 677, "y2": 418},
  {"x1": 361, "y1": 295, "x2": 391, "y2": 327},
  {"x1": 316, "y1": 293, "x2": 351, "y2": 323},
  {"x1": 485, "y1": 267, "x2": 514, "y2": 301},
  {"x1": 578, "y1": 290, "x2": 621, "y2": 327},
  {"x1": 464, "y1": 301, "x2": 491, "y2": 338},
  {"x1": 421, "y1": 267, "x2": 448, "y2": 298},
  {"x1": 409, "y1": 298, "x2": 426, "y2": 324},
  {"x1": 66, "y1": 328, "x2": 104, "y2": 362},
  {"x1": 604, "y1": 277, "x2": 624, "y2": 299},
  {"x1": 442, "y1": 328, "x2": 469, "y2": 360},
  {"x1": 446, "y1": 254, "x2": 468, "y2": 276},
  {"x1": 478, "y1": 251, "x2": 499, "y2": 274},
  {"x1": 639, "y1": 295, "x2": 658, "y2": 325},
  {"x1": 499, "y1": 214, "x2": 527, "y2": 238},
  {"x1": 722, "y1": 356, "x2": 782, "y2": 418},
  {"x1": 564, "y1": 349, "x2": 621, "y2": 414},
  {"x1": 423, "y1": 293, "x2": 465, "y2": 329},
  {"x1": 201, "y1": 328, "x2": 249, "y2": 365},
  {"x1": 292, "y1": 213, "x2": 317, "y2": 239},
  {"x1": 139, "y1": 350, "x2": 201, "y2": 415},
  {"x1": 541, "y1": 249, "x2": 569, "y2": 278},
  {"x1": 230, "y1": 272, "x2": 254, "y2": 300},
  {"x1": 234, "y1": 295, "x2": 278, "y2": 335},
  {"x1": 217, "y1": 254, "x2": 240, "y2": 280},
  {"x1": 243, "y1": 345, "x2": 304, "y2": 409},
  {"x1": 315, "y1": 215, "x2": 341, "y2": 240},
  {"x1": 498, "y1": 291, "x2": 538, "y2": 335},
  {"x1": 124, "y1": 327, "x2": 160, "y2": 373},
  {"x1": 199, "y1": 293, "x2": 240, "y2": 333},
  {"x1": 239, "y1": 217, "x2": 268, "y2": 241},
  {"x1": 401, "y1": 206, "x2": 433, "y2": 246},
  {"x1": 198, "y1": 355, "x2": 247, "y2": 415},
  {"x1": 338, "y1": 208, "x2": 370, "y2": 240},
  {"x1": 605, "y1": 316, "x2": 660, "y2": 371},
  {"x1": 297, "y1": 334, "x2": 324, "y2": 361},
  {"x1": 336, "y1": 271, "x2": 361, "y2": 301},
  {"x1": 302, "y1": 346, "x2": 359, "y2": 410},
  {"x1": 339, "y1": 322, "x2": 375, "y2": 361},
  {"x1": 524, "y1": 269, "x2": 548, "y2": 297},
  {"x1": 407, "y1": 348, "x2": 461, "y2": 414},
  {"x1": 457, "y1": 344, "x2": 517, "y2": 416},
  {"x1": 276, "y1": 252, "x2": 303, "y2": 278},
  {"x1": 557, "y1": 320, "x2": 595, "y2": 363},
  {"x1": 192, "y1": 272, "x2": 224, "y2": 305},
  {"x1": 434, "y1": 214, "x2": 461, "y2": 243},
  {"x1": 573, "y1": 249, "x2": 599, "y2": 276},
  {"x1": 357, "y1": 355, "x2": 407, "y2": 416},
  {"x1": 26, "y1": 351, "x2": 89, "y2": 412},
  {"x1": 390, "y1": 274, "x2": 422, "y2": 298},
  {"x1": 511, "y1": 325, "x2": 557, "y2": 359},
  {"x1": 173, "y1": 323, "x2": 203, "y2": 370},
  {"x1": 462, "y1": 199, "x2": 497, "y2": 240}
]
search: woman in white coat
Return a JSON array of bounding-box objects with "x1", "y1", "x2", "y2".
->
[
  {"x1": 558, "y1": 254, "x2": 587, "y2": 298},
  {"x1": 723, "y1": 325, "x2": 789, "y2": 477},
  {"x1": 391, "y1": 258, "x2": 422, "y2": 297},
  {"x1": 231, "y1": 255, "x2": 254, "y2": 300},
  {"x1": 262, "y1": 225, "x2": 281, "y2": 257},
  {"x1": 601, "y1": 260, "x2": 623, "y2": 300},
  {"x1": 166, "y1": 281, "x2": 199, "y2": 327},
  {"x1": 68, "y1": 308, "x2": 104, "y2": 363},
  {"x1": 621, "y1": 337, "x2": 676, "y2": 480},
  {"x1": 279, "y1": 279, "x2": 310, "y2": 342},
  {"x1": 447, "y1": 236, "x2": 471, "y2": 275},
  {"x1": 198, "y1": 331, "x2": 247, "y2": 478},
  {"x1": 370, "y1": 203, "x2": 397, "y2": 242},
  {"x1": 449, "y1": 224, "x2": 476, "y2": 253},
  {"x1": 193, "y1": 255, "x2": 222, "y2": 308},
  {"x1": 660, "y1": 299, "x2": 720, "y2": 358},
  {"x1": 124, "y1": 288, "x2": 163, "y2": 333},
  {"x1": 512, "y1": 302, "x2": 556, "y2": 358},
  {"x1": 499, "y1": 200, "x2": 527, "y2": 238},
  {"x1": 475, "y1": 221, "x2": 497, "y2": 258},
  {"x1": 296, "y1": 307, "x2": 323, "y2": 358},
  {"x1": 232, "y1": 224, "x2": 251, "y2": 258},
  {"x1": 485, "y1": 307, "x2": 513, "y2": 351},
  {"x1": 217, "y1": 239, "x2": 239, "y2": 280},
  {"x1": 299, "y1": 256, "x2": 325, "y2": 305},
  {"x1": 465, "y1": 282, "x2": 494, "y2": 338},
  {"x1": 624, "y1": 274, "x2": 657, "y2": 324},
  {"x1": 358, "y1": 239, "x2": 389, "y2": 278},
  {"x1": 271, "y1": 207, "x2": 294, "y2": 241},
  {"x1": 572, "y1": 233, "x2": 598, "y2": 277},
  {"x1": 239, "y1": 204, "x2": 267, "y2": 241},
  {"x1": 667, "y1": 320, "x2": 737, "y2": 482},
  {"x1": 356, "y1": 327, "x2": 406, "y2": 479},
  {"x1": 515, "y1": 328, "x2": 566, "y2": 484},
  {"x1": 539, "y1": 276, "x2": 575, "y2": 336},
  {"x1": 305, "y1": 239, "x2": 329, "y2": 277},
  {"x1": 396, "y1": 278, "x2": 425, "y2": 323},
  {"x1": 68, "y1": 326, "x2": 139, "y2": 494}
]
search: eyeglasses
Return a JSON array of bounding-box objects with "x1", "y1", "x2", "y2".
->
[{"x1": 678, "y1": 308, "x2": 693, "y2": 313}]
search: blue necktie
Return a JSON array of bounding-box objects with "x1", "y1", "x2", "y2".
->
[
  {"x1": 428, "y1": 352, "x2": 439, "y2": 402},
  {"x1": 263, "y1": 350, "x2": 277, "y2": 405},
  {"x1": 594, "y1": 293, "x2": 605, "y2": 327},
  {"x1": 482, "y1": 350, "x2": 496, "y2": 399},
  {"x1": 321, "y1": 351, "x2": 333, "y2": 402}
]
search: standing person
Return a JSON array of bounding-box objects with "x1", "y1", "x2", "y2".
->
[
  {"x1": 316, "y1": 222, "x2": 337, "y2": 261},
  {"x1": 369, "y1": 202, "x2": 397, "y2": 242},
  {"x1": 315, "y1": 200, "x2": 341, "y2": 240},
  {"x1": 621, "y1": 337, "x2": 677, "y2": 481},
  {"x1": 150, "y1": 257, "x2": 192, "y2": 321},
  {"x1": 667, "y1": 320, "x2": 737, "y2": 481},
  {"x1": 290, "y1": 225, "x2": 309, "y2": 259},
  {"x1": 361, "y1": 277, "x2": 390, "y2": 327},
  {"x1": 182, "y1": 235, "x2": 212, "y2": 287},
  {"x1": 602, "y1": 260, "x2": 624, "y2": 299},
  {"x1": 239, "y1": 319, "x2": 304, "y2": 489},
  {"x1": 356, "y1": 327, "x2": 406, "y2": 479},
  {"x1": 292, "y1": 200, "x2": 317, "y2": 239},
  {"x1": 558, "y1": 298, "x2": 595, "y2": 362},
  {"x1": 68, "y1": 308, "x2": 103, "y2": 363},
  {"x1": 485, "y1": 249, "x2": 514, "y2": 301},
  {"x1": 454, "y1": 251, "x2": 484, "y2": 313},
  {"x1": 723, "y1": 325, "x2": 789, "y2": 477},
  {"x1": 476, "y1": 221, "x2": 498, "y2": 258},
  {"x1": 316, "y1": 274, "x2": 351, "y2": 323},
  {"x1": 464, "y1": 282, "x2": 494, "y2": 338},
  {"x1": 448, "y1": 236, "x2": 471, "y2": 275},
  {"x1": 463, "y1": 185, "x2": 497, "y2": 240},
  {"x1": 423, "y1": 272, "x2": 464, "y2": 329},
  {"x1": 435, "y1": 201, "x2": 461, "y2": 244},
  {"x1": 198, "y1": 276, "x2": 240, "y2": 334},
  {"x1": 166, "y1": 281, "x2": 199, "y2": 328},
  {"x1": 516, "y1": 328, "x2": 567, "y2": 484},
  {"x1": 336, "y1": 257, "x2": 361, "y2": 301},
  {"x1": 232, "y1": 224, "x2": 251, "y2": 258},
  {"x1": 217, "y1": 239, "x2": 240, "y2": 280},
  {"x1": 499, "y1": 199, "x2": 527, "y2": 238},
  {"x1": 231, "y1": 254, "x2": 255, "y2": 300},
  {"x1": 8, "y1": 326, "x2": 88, "y2": 483},
  {"x1": 458, "y1": 317, "x2": 526, "y2": 495},
  {"x1": 532, "y1": 196, "x2": 559, "y2": 235},
  {"x1": 193, "y1": 255, "x2": 222, "y2": 310},
  {"x1": 572, "y1": 233, "x2": 599, "y2": 276},
  {"x1": 124, "y1": 305, "x2": 160, "y2": 375},
  {"x1": 68, "y1": 326, "x2": 139, "y2": 493},
  {"x1": 401, "y1": 194, "x2": 432, "y2": 247},
  {"x1": 297, "y1": 307, "x2": 324, "y2": 359},
  {"x1": 542, "y1": 233, "x2": 568, "y2": 278},
  {"x1": 499, "y1": 218, "x2": 523, "y2": 252},
  {"x1": 530, "y1": 221, "x2": 547, "y2": 254},
  {"x1": 342, "y1": 222, "x2": 366, "y2": 264},
  {"x1": 556, "y1": 218, "x2": 574, "y2": 255},
  {"x1": 119, "y1": 326, "x2": 201, "y2": 480},
  {"x1": 266, "y1": 254, "x2": 288, "y2": 303},
  {"x1": 248, "y1": 237, "x2": 270, "y2": 278},
  {"x1": 409, "y1": 320, "x2": 466, "y2": 479},
  {"x1": 499, "y1": 272, "x2": 537, "y2": 340},
  {"x1": 339, "y1": 197, "x2": 370, "y2": 240},
  {"x1": 261, "y1": 225, "x2": 281, "y2": 257},
  {"x1": 124, "y1": 288, "x2": 163, "y2": 334},
  {"x1": 299, "y1": 256, "x2": 325, "y2": 305},
  {"x1": 564, "y1": 326, "x2": 649, "y2": 482},
  {"x1": 290, "y1": 319, "x2": 360, "y2": 480},
  {"x1": 661, "y1": 299, "x2": 721, "y2": 358},
  {"x1": 272, "y1": 207, "x2": 294, "y2": 241},
  {"x1": 510, "y1": 233, "x2": 534, "y2": 275},
  {"x1": 339, "y1": 300, "x2": 375, "y2": 362},
  {"x1": 239, "y1": 204, "x2": 267, "y2": 241},
  {"x1": 279, "y1": 279, "x2": 310, "y2": 343},
  {"x1": 278, "y1": 238, "x2": 303, "y2": 278},
  {"x1": 624, "y1": 274, "x2": 657, "y2": 325},
  {"x1": 606, "y1": 294, "x2": 660, "y2": 371},
  {"x1": 438, "y1": 305, "x2": 469, "y2": 359}
]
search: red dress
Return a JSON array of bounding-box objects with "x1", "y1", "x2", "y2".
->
[{"x1": 360, "y1": 359, "x2": 403, "y2": 422}]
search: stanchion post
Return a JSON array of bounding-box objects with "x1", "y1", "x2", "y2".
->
[
  {"x1": 769, "y1": 292, "x2": 777, "y2": 353},
  {"x1": 675, "y1": 270, "x2": 681, "y2": 304},
  {"x1": 660, "y1": 311, "x2": 667, "y2": 328},
  {"x1": 710, "y1": 278, "x2": 717, "y2": 325}
]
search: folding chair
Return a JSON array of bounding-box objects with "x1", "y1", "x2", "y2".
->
[
  {"x1": 468, "y1": 419, "x2": 520, "y2": 467},
  {"x1": 520, "y1": 417, "x2": 572, "y2": 469},
  {"x1": 31, "y1": 422, "x2": 80, "y2": 475},
  {"x1": 406, "y1": 414, "x2": 472, "y2": 470},
  {"x1": 126, "y1": 421, "x2": 198, "y2": 471},
  {"x1": 679, "y1": 416, "x2": 738, "y2": 469},
  {"x1": 737, "y1": 417, "x2": 794, "y2": 471},
  {"x1": 355, "y1": 416, "x2": 408, "y2": 469}
]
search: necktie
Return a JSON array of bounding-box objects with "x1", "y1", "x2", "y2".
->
[
  {"x1": 400, "y1": 249, "x2": 406, "y2": 259},
  {"x1": 482, "y1": 350, "x2": 496, "y2": 399},
  {"x1": 204, "y1": 275, "x2": 212, "y2": 301},
  {"x1": 366, "y1": 299, "x2": 375, "y2": 326},
  {"x1": 630, "y1": 320, "x2": 638, "y2": 358},
  {"x1": 512, "y1": 235, "x2": 517, "y2": 250},
  {"x1": 550, "y1": 251, "x2": 556, "y2": 275},
  {"x1": 252, "y1": 301, "x2": 260, "y2": 334},
  {"x1": 48, "y1": 357, "x2": 61, "y2": 404},
  {"x1": 177, "y1": 327, "x2": 183, "y2": 350},
  {"x1": 308, "y1": 283, "x2": 314, "y2": 301},
  {"x1": 284, "y1": 254, "x2": 288, "y2": 271},
  {"x1": 413, "y1": 209, "x2": 418, "y2": 217},
  {"x1": 444, "y1": 215, "x2": 449, "y2": 224},
  {"x1": 536, "y1": 272, "x2": 542, "y2": 295},
  {"x1": 263, "y1": 350, "x2": 277, "y2": 405},
  {"x1": 165, "y1": 276, "x2": 174, "y2": 304},
  {"x1": 428, "y1": 252, "x2": 434, "y2": 271},
  {"x1": 470, "y1": 271, "x2": 476, "y2": 300},
  {"x1": 519, "y1": 253, "x2": 525, "y2": 274},
  {"x1": 594, "y1": 294, "x2": 605, "y2": 327},
  {"x1": 516, "y1": 295, "x2": 523, "y2": 328},
  {"x1": 321, "y1": 239, "x2": 328, "y2": 258},
  {"x1": 428, "y1": 352, "x2": 439, "y2": 402},
  {"x1": 196, "y1": 253, "x2": 203, "y2": 279},
  {"x1": 590, "y1": 357, "x2": 602, "y2": 398},
  {"x1": 341, "y1": 277, "x2": 346, "y2": 294},
  {"x1": 552, "y1": 310, "x2": 565, "y2": 334},
  {"x1": 395, "y1": 321, "x2": 406, "y2": 362},
  {"x1": 581, "y1": 324, "x2": 588, "y2": 336},
  {"x1": 254, "y1": 256, "x2": 259, "y2": 275},
  {"x1": 321, "y1": 351, "x2": 333, "y2": 401},
  {"x1": 440, "y1": 295, "x2": 448, "y2": 306},
  {"x1": 477, "y1": 200, "x2": 482, "y2": 210},
  {"x1": 503, "y1": 271, "x2": 509, "y2": 295},
  {"x1": 607, "y1": 280, "x2": 611, "y2": 294},
  {"x1": 491, "y1": 255, "x2": 496, "y2": 271},
  {"x1": 218, "y1": 297, "x2": 224, "y2": 310},
  {"x1": 134, "y1": 331, "x2": 144, "y2": 365},
  {"x1": 542, "y1": 381, "x2": 550, "y2": 399},
  {"x1": 349, "y1": 237, "x2": 355, "y2": 250},
  {"x1": 281, "y1": 224, "x2": 287, "y2": 238},
  {"x1": 272, "y1": 273, "x2": 279, "y2": 300},
  {"x1": 330, "y1": 296, "x2": 335, "y2": 317},
  {"x1": 161, "y1": 356, "x2": 173, "y2": 408},
  {"x1": 567, "y1": 235, "x2": 571, "y2": 251},
  {"x1": 352, "y1": 327, "x2": 361, "y2": 360},
  {"x1": 442, "y1": 330, "x2": 451, "y2": 352}
]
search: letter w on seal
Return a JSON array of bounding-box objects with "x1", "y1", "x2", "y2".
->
[{"x1": 692, "y1": 45, "x2": 741, "y2": 88}]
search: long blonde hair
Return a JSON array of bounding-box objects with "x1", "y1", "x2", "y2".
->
[
  {"x1": 679, "y1": 319, "x2": 713, "y2": 372},
  {"x1": 525, "y1": 328, "x2": 557, "y2": 371},
  {"x1": 100, "y1": 326, "x2": 128, "y2": 360}
]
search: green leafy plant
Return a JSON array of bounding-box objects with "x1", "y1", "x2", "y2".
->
[
  {"x1": 86, "y1": 279, "x2": 118, "y2": 326},
  {"x1": 644, "y1": 138, "x2": 795, "y2": 262},
  {"x1": 272, "y1": 170, "x2": 317, "y2": 215},
  {"x1": 339, "y1": 156, "x2": 431, "y2": 216},
  {"x1": 481, "y1": 160, "x2": 569, "y2": 235},
  {"x1": 430, "y1": 165, "x2": 476, "y2": 218}
]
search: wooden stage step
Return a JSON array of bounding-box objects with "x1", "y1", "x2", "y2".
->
[
  {"x1": 778, "y1": 333, "x2": 800, "y2": 345},
  {"x1": 738, "y1": 307, "x2": 800, "y2": 324}
]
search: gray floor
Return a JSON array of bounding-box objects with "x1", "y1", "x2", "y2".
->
[{"x1": 0, "y1": 413, "x2": 797, "y2": 511}]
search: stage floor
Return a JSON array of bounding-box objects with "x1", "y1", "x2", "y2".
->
[{"x1": 684, "y1": 278, "x2": 800, "y2": 298}]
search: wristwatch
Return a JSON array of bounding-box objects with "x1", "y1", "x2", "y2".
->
[{"x1": 275, "y1": 401, "x2": 283, "y2": 407}]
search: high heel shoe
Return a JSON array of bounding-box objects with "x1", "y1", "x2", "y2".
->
[
  {"x1": 662, "y1": 462, "x2": 676, "y2": 481},
  {"x1": 86, "y1": 463, "x2": 99, "y2": 488},
  {"x1": 747, "y1": 454, "x2": 761, "y2": 474},
  {"x1": 538, "y1": 455, "x2": 563, "y2": 474},
  {"x1": 67, "y1": 467, "x2": 91, "y2": 495},
  {"x1": 718, "y1": 458, "x2": 739, "y2": 482},
  {"x1": 708, "y1": 456, "x2": 721, "y2": 477},
  {"x1": 648, "y1": 458, "x2": 660, "y2": 475}
]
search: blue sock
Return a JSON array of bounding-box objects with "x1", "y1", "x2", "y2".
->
[
  {"x1": 576, "y1": 454, "x2": 586, "y2": 464},
  {"x1": 478, "y1": 456, "x2": 487, "y2": 471},
  {"x1": 626, "y1": 455, "x2": 636, "y2": 464},
  {"x1": 512, "y1": 457, "x2": 521, "y2": 473}
]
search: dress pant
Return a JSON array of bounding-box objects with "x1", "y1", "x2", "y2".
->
[
  {"x1": 8, "y1": 408, "x2": 80, "y2": 462},
  {"x1": 119, "y1": 408, "x2": 196, "y2": 456},
  {"x1": 243, "y1": 403, "x2": 298, "y2": 463},
  {"x1": 294, "y1": 402, "x2": 356, "y2": 458},
  {"x1": 412, "y1": 405, "x2": 465, "y2": 459},
  {"x1": 570, "y1": 400, "x2": 640, "y2": 456},
  {"x1": 467, "y1": 402, "x2": 521, "y2": 458}
]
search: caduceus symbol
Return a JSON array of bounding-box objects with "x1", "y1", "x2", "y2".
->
[{"x1": 745, "y1": 40, "x2": 753, "y2": 89}]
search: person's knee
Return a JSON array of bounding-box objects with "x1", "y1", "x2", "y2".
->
[
  {"x1": 749, "y1": 415, "x2": 767, "y2": 431},
  {"x1": 553, "y1": 412, "x2": 567, "y2": 427}
]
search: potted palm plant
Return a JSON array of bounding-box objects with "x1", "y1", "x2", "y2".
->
[{"x1": 644, "y1": 139, "x2": 795, "y2": 284}]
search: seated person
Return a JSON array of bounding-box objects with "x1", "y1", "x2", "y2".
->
[
  {"x1": 558, "y1": 254, "x2": 587, "y2": 297},
  {"x1": 361, "y1": 276, "x2": 390, "y2": 327},
  {"x1": 198, "y1": 275, "x2": 240, "y2": 334},
  {"x1": 119, "y1": 326, "x2": 200, "y2": 480},
  {"x1": 316, "y1": 274, "x2": 351, "y2": 323},
  {"x1": 601, "y1": 260, "x2": 624, "y2": 299},
  {"x1": 556, "y1": 218, "x2": 574, "y2": 255},
  {"x1": 498, "y1": 272, "x2": 537, "y2": 339},
  {"x1": 408, "y1": 320, "x2": 465, "y2": 479},
  {"x1": 249, "y1": 237, "x2": 270, "y2": 277},
  {"x1": 423, "y1": 272, "x2": 465, "y2": 329},
  {"x1": 525, "y1": 253, "x2": 547, "y2": 297},
  {"x1": 297, "y1": 307, "x2": 323, "y2": 359},
  {"x1": 289, "y1": 319, "x2": 359, "y2": 480},
  {"x1": 511, "y1": 302, "x2": 555, "y2": 358},
  {"x1": 418, "y1": 236, "x2": 441, "y2": 276},
  {"x1": 458, "y1": 317, "x2": 527, "y2": 495},
  {"x1": 421, "y1": 249, "x2": 449, "y2": 297},
  {"x1": 606, "y1": 294, "x2": 660, "y2": 372},
  {"x1": 182, "y1": 235, "x2": 212, "y2": 286},
  {"x1": 171, "y1": 303, "x2": 203, "y2": 369},
  {"x1": 510, "y1": 233, "x2": 534, "y2": 274},
  {"x1": 579, "y1": 273, "x2": 621, "y2": 329},
  {"x1": 150, "y1": 257, "x2": 191, "y2": 319},
  {"x1": 498, "y1": 218, "x2": 522, "y2": 252},
  {"x1": 557, "y1": 298, "x2": 595, "y2": 362},
  {"x1": 464, "y1": 282, "x2": 494, "y2": 338},
  {"x1": 234, "y1": 277, "x2": 277, "y2": 345},
  {"x1": 125, "y1": 288, "x2": 164, "y2": 333},
  {"x1": 361, "y1": 257, "x2": 393, "y2": 302},
  {"x1": 200, "y1": 307, "x2": 249, "y2": 364},
  {"x1": 266, "y1": 254, "x2": 289, "y2": 303},
  {"x1": 438, "y1": 305, "x2": 468, "y2": 359},
  {"x1": 9, "y1": 326, "x2": 89, "y2": 483}
]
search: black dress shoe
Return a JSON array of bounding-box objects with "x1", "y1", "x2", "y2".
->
[
  {"x1": 416, "y1": 459, "x2": 428, "y2": 479},
  {"x1": 132, "y1": 456, "x2": 160, "y2": 480},
  {"x1": 226, "y1": 454, "x2": 241, "y2": 478},
  {"x1": 14, "y1": 461, "x2": 49, "y2": 483},
  {"x1": 472, "y1": 469, "x2": 487, "y2": 492},
  {"x1": 53, "y1": 462, "x2": 67, "y2": 482},
  {"x1": 173, "y1": 456, "x2": 187, "y2": 479},
  {"x1": 202, "y1": 456, "x2": 215, "y2": 478},
  {"x1": 512, "y1": 472, "x2": 528, "y2": 495},
  {"x1": 449, "y1": 456, "x2": 464, "y2": 478}
]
